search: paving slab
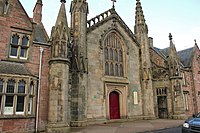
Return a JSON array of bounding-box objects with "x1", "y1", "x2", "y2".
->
[{"x1": 70, "y1": 119, "x2": 184, "y2": 133}]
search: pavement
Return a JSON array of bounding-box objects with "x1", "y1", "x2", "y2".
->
[{"x1": 70, "y1": 119, "x2": 184, "y2": 133}]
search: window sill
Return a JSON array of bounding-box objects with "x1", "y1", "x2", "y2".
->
[
  {"x1": 3, "y1": 57, "x2": 28, "y2": 63},
  {"x1": 0, "y1": 115, "x2": 35, "y2": 119}
]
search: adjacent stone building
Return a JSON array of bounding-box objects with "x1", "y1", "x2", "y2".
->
[{"x1": 0, "y1": 0, "x2": 199, "y2": 132}]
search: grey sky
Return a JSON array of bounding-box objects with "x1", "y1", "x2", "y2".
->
[{"x1": 20, "y1": 0, "x2": 200, "y2": 51}]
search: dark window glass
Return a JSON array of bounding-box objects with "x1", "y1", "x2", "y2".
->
[
  {"x1": 0, "y1": 80, "x2": 3, "y2": 93},
  {"x1": 110, "y1": 48, "x2": 113, "y2": 60},
  {"x1": 11, "y1": 34, "x2": 19, "y2": 45},
  {"x1": 18, "y1": 81, "x2": 25, "y2": 93},
  {"x1": 114, "y1": 50, "x2": 118, "y2": 61},
  {"x1": 105, "y1": 62, "x2": 109, "y2": 75},
  {"x1": 22, "y1": 36, "x2": 28, "y2": 46},
  {"x1": 110, "y1": 63, "x2": 114, "y2": 76},
  {"x1": 120, "y1": 64, "x2": 124, "y2": 77},
  {"x1": 105, "y1": 48, "x2": 108, "y2": 60},
  {"x1": 7, "y1": 80, "x2": 15, "y2": 93},
  {"x1": 20, "y1": 48, "x2": 27, "y2": 58},
  {"x1": 10, "y1": 47, "x2": 18, "y2": 56},
  {"x1": 115, "y1": 64, "x2": 118, "y2": 76},
  {"x1": 119, "y1": 50, "x2": 123, "y2": 62},
  {"x1": 16, "y1": 96, "x2": 24, "y2": 112},
  {"x1": 5, "y1": 96, "x2": 13, "y2": 107}
]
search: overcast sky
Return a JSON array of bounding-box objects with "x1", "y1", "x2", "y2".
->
[{"x1": 20, "y1": 0, "x2": 200, "y2": 51}]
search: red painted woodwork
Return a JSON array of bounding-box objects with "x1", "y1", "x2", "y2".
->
[{"x1": 109, "y1": 91, "x2": 120, "y2": 119}]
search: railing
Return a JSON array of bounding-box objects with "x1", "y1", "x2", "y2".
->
[
  {"x1": 87, "y1": 8, "x2": 136, "y2": 41},
  {"x1": 87, "y1": 8, "x2": 114, "y2": 28}
]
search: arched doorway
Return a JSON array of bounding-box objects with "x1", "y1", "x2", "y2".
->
[{"x1": 109, "y1": 91, "x2": 120, "y2": 119}]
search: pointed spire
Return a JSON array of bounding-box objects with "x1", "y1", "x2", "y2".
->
[
  {"x1": 135, "y1": 0, "x2": 146, "y2": 25},
  {"x1": 134, "y1": 0, "x2": 148, "y2": 35},
  {"x1": 50, "y1": 1, "x2": 70, "y2": 59},
  {"x1": 55, "y1": 1, "x2": 68, "y2": 27},
  {"x1": 33, "y1": 0, "x2": 43, "y2": 23}
]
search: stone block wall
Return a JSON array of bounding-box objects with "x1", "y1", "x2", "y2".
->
[{"x1": 86, "y1": 19, "x2": 143, "y2": 121}]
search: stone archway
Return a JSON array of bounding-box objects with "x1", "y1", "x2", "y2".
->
[{"x1": 105, "y1": 84, "x2": 128, "y2": 120}]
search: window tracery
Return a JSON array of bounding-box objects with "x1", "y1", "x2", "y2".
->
[
  {"x1": 104, "y1": 32, "x2": 124, "y2": 77},
  {"x1": 10, "y1": 33, "x2": 30, "y2": 59}
]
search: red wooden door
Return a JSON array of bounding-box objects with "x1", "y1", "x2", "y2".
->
[{"x1": 109, "y1": 91, "x2": 120, "y2": 119}]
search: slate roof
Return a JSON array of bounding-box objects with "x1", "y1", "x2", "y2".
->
[
  {"x1": 153, "y1": 47, "x2": 169, "y2": 59},
  {"x1": 33, "y1": 23, "x2": 49, "y2": 44},
  {"x1": 177, "y1": 47, "x2": 194, "y2": 67},
  {"x1": 0, "y1": 61, "x2": 32, "y2": 76},
  {"x1": 159, "y1": 47, "x2": 170, "y2": 57}
]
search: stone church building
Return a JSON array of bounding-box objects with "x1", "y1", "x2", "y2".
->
[{"x1": 0, "y1": 0, "x2": 200, "y2": 132}]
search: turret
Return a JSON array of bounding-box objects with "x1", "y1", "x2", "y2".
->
[
  {"x1": 47, "y1": 0, "x2": 70, "y2": 132},
  {"x1": 167, "y1": 33, "x2": 186, "y2": 119},
  {"x1": 69, "y1": 0, "x2": 88, "y2": 127},
  {"x1": 70, "y1": 0, "x2": 88, "y2": 73},
  {"x1": 134, "y1": 0, "x2": 155, "y2": 118},
  {"x1": 33, "y1": 0, "x2": 43, "y2": 23}
]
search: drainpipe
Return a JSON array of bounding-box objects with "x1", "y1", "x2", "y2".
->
[{"x1": 36, "y1": 47, "x2": 44, "y2": 132}]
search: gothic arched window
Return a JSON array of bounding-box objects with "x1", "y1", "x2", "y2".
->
[
  {"x1": 104, "y1": 32, "x2": 124, "y2": 77},
  {"x1": 3, "y1": 0, "x2": 9, "y2": 14}
]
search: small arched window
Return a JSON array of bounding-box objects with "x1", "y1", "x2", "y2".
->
[
  {"x1": 18, "y1": 80, "x2": 26, "y2": 93},
  {"x1": 3, "y1": 0, "x2": 9, "y2": 14},
  {"x1": 104, "y1": 32, "x2": 124, "y2": 77},
  {"x1": 7, "y1": 80, "x2": 15, "y2": 93}
]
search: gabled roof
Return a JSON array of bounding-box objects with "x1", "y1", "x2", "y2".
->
[
  {"x1": 177, "y1": 47, "x2": 194, "y2": 67},
  {"x1": 152, "y1": 47, "x2": 167, "y2": 60},
  {"x1": 159, "y1": 47, "x2": 170, "y2": 57},
  {"x1": 87, "y1": 8, "x2": 138, "y2": 45},
  {"x1": 154, "y1": 46, "x2": 194, "y2": 68},
  {"x1": 0, "y1": 61, "x2": 32, "y2": 76}
]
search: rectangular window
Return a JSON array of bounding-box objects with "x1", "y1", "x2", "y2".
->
[
  {"x1": 4, "y1": 96, "x2": 14, "y2": 115},
  {"x1": 28, "y1": 97, "x2": 33, "y2": 114},
  {"x1": 133, "y1": 91, "x2": 138, "y2": 105},
  {"x1": 9, "y1": 33, "x2": 29, "y2": 59},
  {"x1": 0, "y1": 80, "x2": 3, "y2": 93},
  {"x1": 183, "y1": 92, "x2": 189, "y2": 111},
  {"x1": 16, "y1": 96, "x2": 25, "y2": 114},
  {"x1": 7, "y1": 83, "x2": 14, "y2": 93},
  {"x1": 182, "y1": 73, "x2": 186, "y2": 86}
]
